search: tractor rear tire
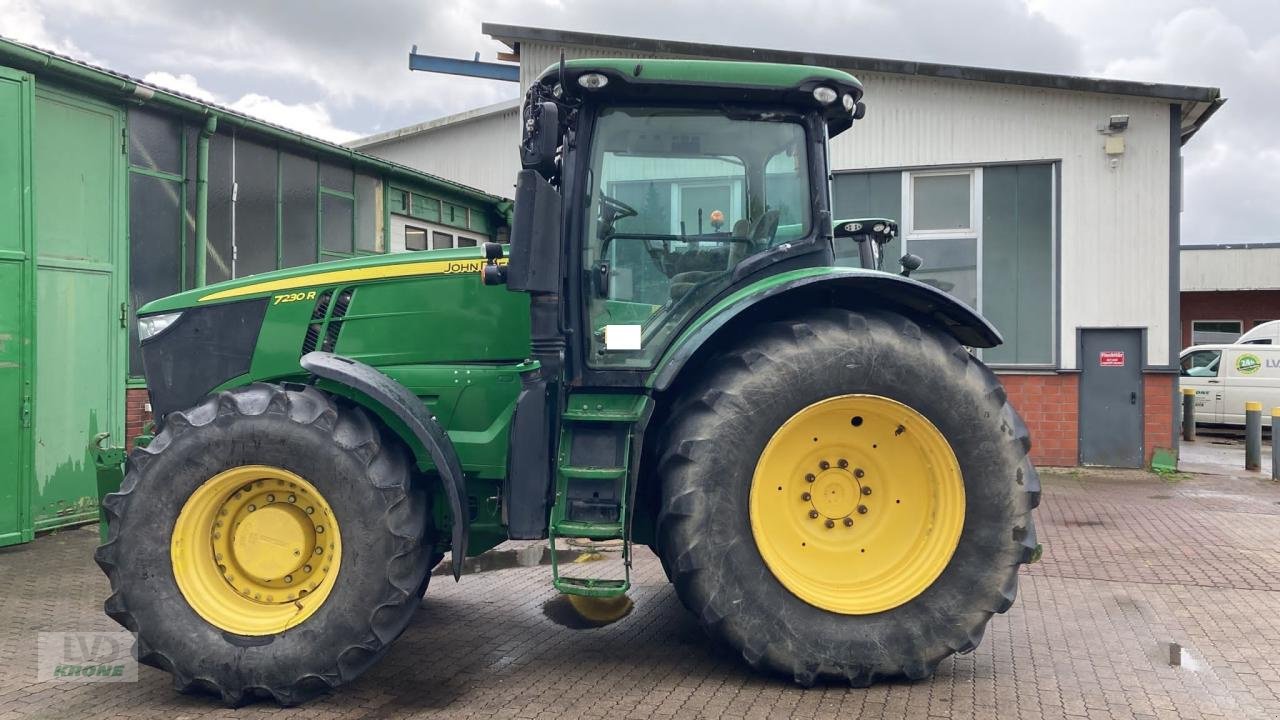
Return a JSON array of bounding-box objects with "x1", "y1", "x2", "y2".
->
[
  {"x1": 95, "y1": 383, "x2": 432, "y2": 705},
  {"x1": 655, "y1": 308, "x2": 1040, "y2": 686}
]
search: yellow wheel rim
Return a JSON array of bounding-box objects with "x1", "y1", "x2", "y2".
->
[
  {"x1": 750, "y1": 395, "x2": 964, "y2": 614},
  {"x1": 171, "y1": 465, "x2": 342, "y2": 636}
]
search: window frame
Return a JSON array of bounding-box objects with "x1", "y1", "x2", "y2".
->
[
  {"x1": 902, "y1": 168, "x2": 983, "y2": 311},
  {"x1": 1191, "y1": 320, "x2": 1242, "y2": 345}
]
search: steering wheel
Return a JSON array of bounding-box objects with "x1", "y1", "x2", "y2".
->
[{"x1": 749, "y1": 209, "x2": 781, "y2": 247}]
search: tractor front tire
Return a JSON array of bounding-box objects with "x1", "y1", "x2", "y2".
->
[
  {"x1": 95, "y1": 383, "x2": 432, "y2": 705},
  {"x1": 655, "y1": 308, "x2": 1039, "y2": 686}
]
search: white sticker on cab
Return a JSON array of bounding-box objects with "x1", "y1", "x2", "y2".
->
[{"x1": 604, "y1": 324, "x2": 643, "y2": 351}]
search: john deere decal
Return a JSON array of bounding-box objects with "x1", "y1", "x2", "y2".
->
[{"x1": 1236, "y1": 353, "x2": 1262, "y2": 375}]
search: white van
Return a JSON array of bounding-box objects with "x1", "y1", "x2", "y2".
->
[
  {"x1": 1237, "y1": 320, "x2": 1280, "y2": 345},
  {"x1": 1180, "y1": 344, "x2": 1280, "y2": 425}
]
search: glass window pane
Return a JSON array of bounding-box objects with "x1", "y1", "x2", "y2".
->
[
  {"x1": 234, "y1": 140, "x2": 279, "y2": 277},
  {"x1": 280, "y1": 153, "x2": 317, "y2": 268},
  {"x1": 456, "y1": 236, "x2": 477, "y2": 248},
  {"x1": 205, "y1": 132, "x2": 235, "y2": 285},
  {"x1": 321, "y1": 194, "x2": 354, "y2": 254},
  {"x1": 405, "y1": 226, "x2": 427, "y2": 251},
  {"x1": 319, "y1": 161, "x2": 353, "y2": 191},
  {"x1": 1180, "y1": 350, "x2": 1221, "y2": 377},
  {"x1": 431, "y1": 231, "x2": 453, "y2": 249},
  {"x1": 128, "y1": 108, "x2": 182, "y2": 174},
  {"x1": 355, "y1": 175, "x2": 380, "y2": 252},
  {"x1": 913, "y1": 174, "x2": 970, "y2": 231},
  {"x1": 129, "y1": 173, "x2": 182, "y2": 375},
  {"x1": 583, "y1": 106, "x2": 809, "y2": 369},
  {"x1": 906, "y1": 237, "x2": 978, "y2": 308},
  {"x1": 1191, "y1": 321, "x2": 1242, "y2": 345}
]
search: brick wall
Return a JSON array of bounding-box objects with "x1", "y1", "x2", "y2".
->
[
  {"x1": 125, "y1": 388, "x2": 153, "y2": 451},
  {"x1": 997, "y1": 371, "x2": 1177, "y2": 468},
  {"x1": 1142, "y1": 373, "x2": 1176, "y2": 466},
  {"x1": 999, "y1": 373, "x2": 1079, "y2": 467},
  {"x1": 1180, "y1": 290, "x2": 1280, "y2": 347}
]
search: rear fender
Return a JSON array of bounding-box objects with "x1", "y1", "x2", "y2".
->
[
  {"x1": 300, "y1": 351, "x2": 468, "y2": 579},
  {"x1": 652, "y1": 268, "x2": 1002, "y2": 392}
]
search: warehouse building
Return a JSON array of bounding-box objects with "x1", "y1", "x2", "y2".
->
[
  {"x1": 1180, "y1": 244, "x2": 1280, "y2": 346},
  {"x1": 352, "y1": 23, "x2": 1224, "y2": 469},
  {"x1": 0, "y1": 37, "x2": 509, "y2": 546}
]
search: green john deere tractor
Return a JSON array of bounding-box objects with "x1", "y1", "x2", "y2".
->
[{"x1": 96, "y1": 58, "x2": 1039, "y2": 705}]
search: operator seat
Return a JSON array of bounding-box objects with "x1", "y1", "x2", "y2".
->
[{"x1": 669, "y1": 219, "x2": 753, "y2": 301}]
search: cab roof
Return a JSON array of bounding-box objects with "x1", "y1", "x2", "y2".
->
[{"x1": 535, "y1": 58, "x2": 865, "y2": 135}]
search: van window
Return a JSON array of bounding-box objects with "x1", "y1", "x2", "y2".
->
[{"x1": 1181, "y1": 350, "x2": 1221, "y2": 377}]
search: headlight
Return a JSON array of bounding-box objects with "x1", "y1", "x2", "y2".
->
[
  {"x1": 873, "y1": 223, "x2": 885, "y2": 233},
  {"x1": 812, "y1": 86, "x2": 838, "y2": 105},
  {"x1": 577, "y1": 73, "x2": 608, "y2": 90},
  {"x1": 138, "y1": 311, "x2": 182, "y2": 341},
  {"x1": 842, "y1": 93, "x2": 856, "y2": 112}
]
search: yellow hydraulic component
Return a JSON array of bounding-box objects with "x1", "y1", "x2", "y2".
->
[
  {"x1": 565, "y1": 593, "x2": 635, "y2": 625},
  {"x1": 750, "y1": 394, "x2": 965, "y2": 614},
  {"x1": 171, "y1": 465, "x2": 342, "y2": 636}
]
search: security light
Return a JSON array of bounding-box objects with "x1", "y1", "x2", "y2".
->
[{"x1": 1107, "y1": 114, "x2": 1130, "y2": 132}]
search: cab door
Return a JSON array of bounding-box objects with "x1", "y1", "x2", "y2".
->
[
  {"x1": 1179, "y1": 348, "x2": 1223, "y2": 423},
  {"x1": 1222, "y1": 348, "x2": 1277, "y2": 425}
]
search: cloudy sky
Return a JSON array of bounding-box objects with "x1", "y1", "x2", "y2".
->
[{"x1": 1, "y1": 0, "x2": 1275, "y2": 244}]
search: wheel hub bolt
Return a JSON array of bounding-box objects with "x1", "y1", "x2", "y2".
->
[
  {"x1": 808, "y1": 510, "x2": 819, "y2": 519},
  {"x1": 843, "y1": 517, "x2": 854, "y2": 527},
  {"x1": 824, "y1": 519, "x2": 835, "y2": 529},
  {"x1": 804, "y1": 474, "x2": 815, "y2": 483},
  {"x1": 857, "y1": 505, "x2": 868, "y2": 514},
  {"x1": 247, "y1": 504, "x2": 256, "y2": 512},
  {"x1": 288, "y1": 494, "x2": 297, "y2": 503},
  {"x1": 837, "y1": 459, "x2": 848, "y2": 469},
  {"x1": 801, "y1": 492, "x2": 812, "y2": 501},
  {"x1": 854, "y1": 468, "x2": 865, "y2": 478},
  {"x1": 266, "y1": 494, "x2": 275, "y2": 503},
  {"x1": 861, "y1": 486, "x2": 872, "y2": 496},
  {"x1": 819, "y1": 460, "x2": 830, "y2": 470},
  {"x1": 284, "y1": 575, "x2": 293, "y2": 583}
]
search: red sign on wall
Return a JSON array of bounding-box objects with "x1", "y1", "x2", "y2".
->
[{"x1": 1099, "y1": 351, "x2": 1125, "y2": 367}]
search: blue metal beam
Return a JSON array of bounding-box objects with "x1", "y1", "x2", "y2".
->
[{"x1": 408, "y1": 51, "x2": 518, "y2": 82}]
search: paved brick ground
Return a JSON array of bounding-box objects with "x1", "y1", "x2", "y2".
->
[{"x1": 2, "y1": 468, "x2": 1280, "y2": 719}]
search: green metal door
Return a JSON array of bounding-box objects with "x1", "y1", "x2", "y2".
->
[
  {"x1": 32, "y1": 85, "x2": 125, "y2": 532},
  {"x1": 0, "y1": 66, "x2": 35, "y2": 546}
]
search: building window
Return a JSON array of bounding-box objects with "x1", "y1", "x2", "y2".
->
[
  {"x1": 1180, "y1": 349, "x2": 1221, "y2": 377},
  {"x1": 431, "y1": 231, "x2": 453, "y2": 249},
  {"x1": 405, "y1": 226, "x2": 428, "y2": 251},
  {"x1": 1191, "y1": 320, "x2": 1242, "y2": 345},
  {"x1": 834, "y1": 163, "x2": 1054, "y2": 366},
  {"x1": 904, "y1": 170, "x2": 980, "y2": 310},
  {"x1": 456, "y1": 236, "x2": 477, "y2": 248}
]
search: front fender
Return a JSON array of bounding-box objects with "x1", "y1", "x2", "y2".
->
[
  {"x1": 652, "y1": 267, "x2": 1002, "y2": 392},
  {"x1": 300, "y1": 351, "x2": 469, "y2": 579}
]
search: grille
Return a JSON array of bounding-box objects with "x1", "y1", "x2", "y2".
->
[
  {"x1": 321, "y1": 289, "x2": 353, "y2": 353},
  {"x1": 300, "y1": 290, "x2": 333, "y2": 356}
]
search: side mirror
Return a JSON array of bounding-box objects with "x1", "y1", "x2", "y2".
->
[
  {"x1": 899, "y1": 253, "x2": 923, "y2": 277},
  {"x1": 519, "y1": 101, "x2": 560, "y2": 179}
]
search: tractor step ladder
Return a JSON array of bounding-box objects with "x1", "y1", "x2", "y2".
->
[{"x1": 548, "y1": 393, "x2": 652, "y2": 598}]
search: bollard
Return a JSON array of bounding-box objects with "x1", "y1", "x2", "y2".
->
[
  {"x1": 1181, "y1": 388, "x2": 1196, "y2": 442},
  {"x1": 1245, "y1": 401, "x2": 1262, "y2": 471},
  {"x1": 1273, "y1": 408, "x2": 1279, "y2": 482}
]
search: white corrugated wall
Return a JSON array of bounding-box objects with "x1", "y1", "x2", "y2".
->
[
  {"x1": 1181, "y1": 247, "x2": 1280, "y2": 292},
  {"x1": 360, "y1": 105, "x2": 522, "y2": 198}
]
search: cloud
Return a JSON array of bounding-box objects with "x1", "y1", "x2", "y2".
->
[
  {"x1": 0, "y1": 0, "x2": 92, "y2": 58},
  {"x1": 142, "y1": 71, "x2": 359, "y2": 143}
]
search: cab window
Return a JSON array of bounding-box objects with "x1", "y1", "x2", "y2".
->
[
  {"x1": 584, "y1": 106, "x2": 811, "y2": 369},
  {"x1": 1180, "y1": 350, "x2": 1221, "y2": 377}
]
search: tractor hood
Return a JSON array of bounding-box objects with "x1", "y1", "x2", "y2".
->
[{"x1": 138, "y1": 247, "x2": 497, "y2": 315}]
